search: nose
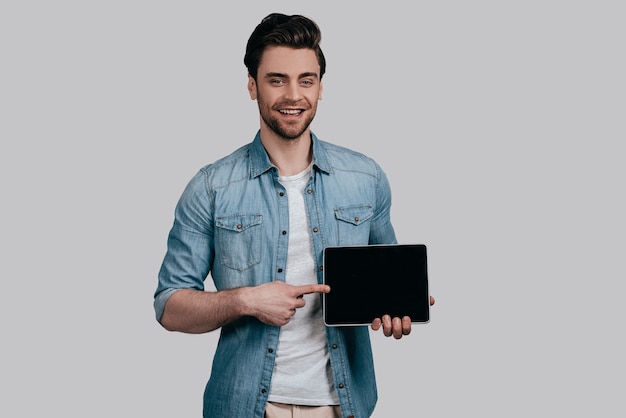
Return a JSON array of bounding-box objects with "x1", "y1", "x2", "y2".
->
[{"x1": 284, "y1": 81, "x2": 302, "y2": 102}]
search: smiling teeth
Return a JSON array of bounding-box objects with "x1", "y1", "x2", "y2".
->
[{"x1": 280, "y1": 109, "x2": 302, "y2": 114}]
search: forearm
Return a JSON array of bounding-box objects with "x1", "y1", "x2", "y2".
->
[{"x1": 160, "y1": 288, "x2": 248, "y2": 334}]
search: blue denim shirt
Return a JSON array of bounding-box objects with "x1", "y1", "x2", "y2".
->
[{"x1": 154, "y1": 131, "x2": 397, "y2": 418}]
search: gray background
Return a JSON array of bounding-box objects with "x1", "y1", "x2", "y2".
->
[{"x1": 2, "y1": 1, "x2": 624, "y2": 417}]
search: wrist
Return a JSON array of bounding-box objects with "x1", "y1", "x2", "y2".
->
[{"x1": 231, "y1": 286, "x2": 253, "y2": 317}]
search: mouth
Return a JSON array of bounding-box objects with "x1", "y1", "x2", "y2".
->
[{"x1": 278, "y1": 109, "x2": 304, "y2": 115}]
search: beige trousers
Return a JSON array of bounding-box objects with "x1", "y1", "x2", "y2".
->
[{"x1": 264, "y1": 402, "x2": 342, "y2": 418}]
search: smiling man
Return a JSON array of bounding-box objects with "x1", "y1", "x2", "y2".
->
[
  {"x1": 251, "y1": 46, "x2": 321, "y2": 142},
  {"x1": 154, "y1": 13, "x2": 433, "y2": 418}
]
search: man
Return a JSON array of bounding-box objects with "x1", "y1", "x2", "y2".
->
[{"x1": 154, "y1": 13, "x2": 434, "y2": 418}]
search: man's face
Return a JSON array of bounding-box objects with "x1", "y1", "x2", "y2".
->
[{"x1": 248, "y1": 46, "x2": 323, "y2": 141}]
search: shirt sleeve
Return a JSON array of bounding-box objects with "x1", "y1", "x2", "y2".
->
[
  {"x1": 369, "y1": 162, "x2": 398, "y2": 245},
  {"x1": 153, "y1": 169, "x2": 215, "y2": 322}
]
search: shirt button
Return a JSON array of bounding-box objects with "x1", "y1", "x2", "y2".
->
[
  {"x1": 313, "y1": 227, "x2": 318, "y2": 233},
  {"x1": 261, "y1": 388, "x2": 267, "y2": 394},
  {"x1": 268, "y1": 348, "x2": 273, "y2": 353},
  {"x1": 354, "y1": 217, "x2": 359, "y2": 222},
  {"x1": 236, "y1": 224, "x2": 242, "y2": 230},
  {"x1": 279, "y1": 192, "x2": 284, "y2": 197},
  {"x1": 282, "y1": 230, "x2": 287, "y2": 235},
  {"x1": 307, "y1": 189, "x2": 313, "y2": 194},
  {"x1": 277, "y1": 268, "x2": 283, "y2": 273},
  {"x1": 338, "y1": 383, "x2": 345, "y2": 389},
  {"x1": 332, "y1": 344, "x2": 338, "y2": 349},
  {"x1": 319, "y1": 266, "x2": 323, "y2": 271}
]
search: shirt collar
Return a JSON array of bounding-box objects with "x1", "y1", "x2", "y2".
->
[{"x1": 249, "y1": 130, "x2": 333, "y2": 178}]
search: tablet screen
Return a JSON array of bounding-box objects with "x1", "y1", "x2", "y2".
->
[{"x1": 322, "y1": 244, "x2": 429, "y2": 326}]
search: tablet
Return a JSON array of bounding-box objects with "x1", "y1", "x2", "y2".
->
[{"x1": 322, "y1": 244, "x2": 429, "y2": 326}]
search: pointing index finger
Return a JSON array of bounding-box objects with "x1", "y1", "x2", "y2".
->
[{"x1": 295, "y1": 284, "x2": 331, "y2": 295}]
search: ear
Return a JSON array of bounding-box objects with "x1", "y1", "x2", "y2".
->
[
  {"x1": 247, "y1": 75, "x2": 257, "y2": 100},
  {"x1": 318, "y1": 81, "x2": 323, "y2": 100}
]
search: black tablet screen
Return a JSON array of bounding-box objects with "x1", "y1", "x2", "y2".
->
[{"x1": 323, "y1": 244, "x2": 429, "y2": 326}]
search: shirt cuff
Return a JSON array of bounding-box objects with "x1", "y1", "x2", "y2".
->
[{"x1": 153, "y1": 288, "x2": 180, "y2": 323}]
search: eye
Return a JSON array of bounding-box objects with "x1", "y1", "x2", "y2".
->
[
  {"x1": 270, "y1": 79, "x2": 285, "y2": 85},
  {"x1": 300, "y1": 79, "x2": 314, "y2": 86}
]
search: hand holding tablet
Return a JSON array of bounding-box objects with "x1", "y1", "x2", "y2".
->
[
  {"x1": 322, "y1": 244, "x2": 431, "y2": 331},
  {"x1": 371, "y1": 295, "x2": 435, "y2": 338}
]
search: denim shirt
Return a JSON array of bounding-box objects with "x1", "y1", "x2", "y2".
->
[{"x1": 154, "y1": 131, "x2": 397, "y2": 418}]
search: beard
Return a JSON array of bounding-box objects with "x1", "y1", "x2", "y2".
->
[{"x1": 257, "y1": 94, "x2": 317, "y2": 140}]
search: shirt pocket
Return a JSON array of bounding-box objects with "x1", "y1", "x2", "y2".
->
[
  {"x1": 215, "y1": 214, "x2": 263, "y2": 271},
  {"x1": 334, "y1": 205, "x2": 373, "y2": 245}
]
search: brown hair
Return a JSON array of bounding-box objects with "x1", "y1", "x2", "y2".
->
[{"x1": 244, "y1": 13, "x2": 326, "y2": 80}]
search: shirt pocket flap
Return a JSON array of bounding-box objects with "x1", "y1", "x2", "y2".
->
[
  {"x1": 334, "y1": 206, "x2": 373, "y2": 226},
  {"x1": 215, "y1": 214, "x2": 263, "y2": 232}
]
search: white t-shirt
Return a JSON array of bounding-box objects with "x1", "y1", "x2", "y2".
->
[{"x1": 268, "y1": 164, "x2": 339, "y2": 406}]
